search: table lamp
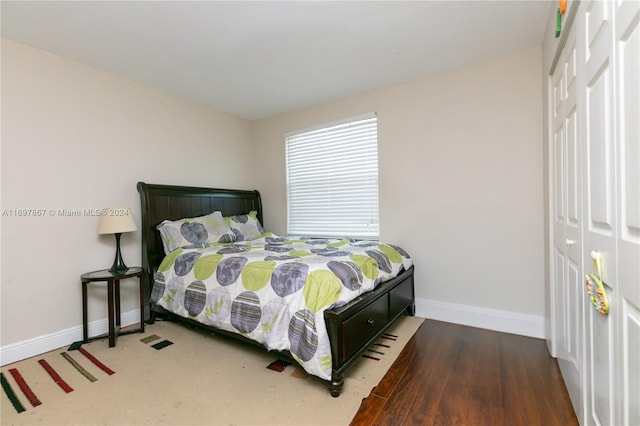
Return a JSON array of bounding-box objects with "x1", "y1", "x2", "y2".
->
[{"x1": 98, "y1": 208, "x2": 137, "y2": 273}]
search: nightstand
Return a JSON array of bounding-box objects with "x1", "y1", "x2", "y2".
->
[{"x1": 81, "y1": 266, "x2": 145, "y2": 347}]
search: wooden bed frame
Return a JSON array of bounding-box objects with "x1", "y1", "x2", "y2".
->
[{"x1": 137, "y1": 182, "x2": 415, "y2": 396}]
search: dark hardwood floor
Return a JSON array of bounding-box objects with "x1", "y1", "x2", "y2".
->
[{"x1": 350, "y1": 319, "x2": 578, "y2": 426}]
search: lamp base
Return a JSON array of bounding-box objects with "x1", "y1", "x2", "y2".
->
[{"x1": 109, "y1": 233, "x2": 129, "y2": 274}]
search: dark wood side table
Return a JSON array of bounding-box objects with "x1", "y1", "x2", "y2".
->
[{"x1": 81, "y1": 266, "x2": 144, "y2": 347}]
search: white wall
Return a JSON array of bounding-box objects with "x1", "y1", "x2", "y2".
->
[
  {"x1": 252, "y1": 47, "x2": 545, "y2": 334},
  {"x1": 0, "y1": 39, "x2": 253, "y2": 350}
]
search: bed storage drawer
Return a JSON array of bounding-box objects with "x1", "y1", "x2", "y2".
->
[
  {"x1": 389, "y1": 276, "x2": 414, "y2": 318},
  {"x1": 340, "y1": 296, "x2": 388, "y2": 363}
]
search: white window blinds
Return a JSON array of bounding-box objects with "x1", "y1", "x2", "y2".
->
[{"x1": 285, "y1": 113, "x2": 379, "y2": 239}]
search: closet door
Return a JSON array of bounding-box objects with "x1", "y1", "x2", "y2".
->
[
  {"x1": 582, "y1": 1, "x2": 617, "y2": 424},
  {"x1": 564, "y1": 27, "x2": 585, "y2": 421},
  {"x1": 551, "y1": 19, "x2": 584, "y2": 419},
  {"x1": 548, "y1": 2, "x2": 639, "y2": 424},
  {"x1": 614, "y1": 0, "x2": 640, "y2": 424},
  {"x1": 551, "y1": 35, "x2": 567, "y2": 364}
]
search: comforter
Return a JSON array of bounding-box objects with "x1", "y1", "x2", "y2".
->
[{"x1": 152, "y1": 234, "x2": 412, "y2": 380}]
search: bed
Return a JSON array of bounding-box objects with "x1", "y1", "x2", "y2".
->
[{"x1": 137, "y1": 182, "x2": 415, "y2": 396}]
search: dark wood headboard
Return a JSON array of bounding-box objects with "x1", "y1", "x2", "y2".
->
[{"x1": 136, "y1": 182, "x2": 263, "y2": 320}]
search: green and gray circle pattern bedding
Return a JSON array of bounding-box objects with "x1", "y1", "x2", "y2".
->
[{"x1": 152, "y1": 234, "x2": 412, "y2": 380}]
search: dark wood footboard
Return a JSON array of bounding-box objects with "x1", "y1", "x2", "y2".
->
[{"x1": 324, "y1": 265, "x2": 415, "y2": 396}]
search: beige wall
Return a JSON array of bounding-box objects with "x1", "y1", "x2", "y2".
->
[
  {"x1": 1, "y1": 39, "x2": 545, "y2": 355},
  {"x1": 0, "y1": 39, "x2": 253, "y2": 345},
  {"x1": 252, "y1": 47, "x2": 545, "y2": 317}
]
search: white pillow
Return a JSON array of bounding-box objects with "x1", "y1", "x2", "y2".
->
[
  {"x1": 225, "y1": 210, "x2": 265, "y2": 241},
  {"x1": 157, "y1": 211, "x2": 235, "y2": 254}
]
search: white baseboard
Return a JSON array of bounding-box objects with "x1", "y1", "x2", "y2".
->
[
  {"x1": 1, "y1": 300, "x2": 546, "y2": 366},
  {"x1": 414, "y1": 298, "x2": 546, "y2": 339},
  {"x1": 0, "y1": 310, "x2": 141, "y2": 366}
]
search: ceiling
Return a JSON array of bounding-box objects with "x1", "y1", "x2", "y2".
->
[{"x1": 1, "y1": 1, "x2": 552, "y2": 120}]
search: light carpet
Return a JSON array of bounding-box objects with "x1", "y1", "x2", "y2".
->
[{"x1": 1, "y1": 315, "x2": 424, "y2": 426}]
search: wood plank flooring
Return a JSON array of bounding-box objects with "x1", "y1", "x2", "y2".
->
[{"x1": 350, "y1": 320, "x2": 578, "y2": 426}]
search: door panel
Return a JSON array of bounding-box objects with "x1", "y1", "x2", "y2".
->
[
  {"x1": 549, "y1": 1, "x2": 639, "y2": 424},
  {"x1": 622, "y1": 302, "x2": 640, "y2": 426},
  {"x1": 555, "y1": 249, "x2": 568, "y2": 358},
  {"x1": 551, "y1": 19, "x2": 584, "y2": 418},
  {"x1": 566, "y1": 106, "x2": 579, "y2": 226},
  {"x1": 583, "y1": 2, "x2": 618, "y2": 425},
  {"x1": 563, "y1": 25, "x2": 583, "y2": 417},
  {"x1": 586, "y1": 64, "x2": 614, "y2": 234},
  {"x1": 615, "y1": 0, "x2": 640, "y2": 423},
  {"x1": 554, "y1": 125, "x2": 566, "y2": 231},
  {"x1": 615, "y1": 0, "x2": 640, "y2": 309},
  {"x1": 551, "y1": 58, "x2": 567, "y2": 363},
  {"x1": 568, "y1": 259, "x2": 581, "y2": 357},
  {"x1": 587, "y1": 299, "x2": 616, "y2": 425}
]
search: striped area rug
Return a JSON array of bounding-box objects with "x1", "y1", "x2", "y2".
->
[{"x1": 1, "y1": 315, "x2": 424, "y2": 425}]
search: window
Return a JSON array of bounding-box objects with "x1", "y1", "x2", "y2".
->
[{"x1": 285, "y1": 113, "x2": 379, "y2": 239}]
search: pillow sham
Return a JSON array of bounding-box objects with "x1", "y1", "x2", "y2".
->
[
  {"x1": 157, "y1": 211, "x2": 235, "y2": 254},
  {"x1": 225, "y1": 210, "x2": 265, "y2": 241}
]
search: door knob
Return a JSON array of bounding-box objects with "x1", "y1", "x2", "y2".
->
[{"x1": 566, "y1": 239, "x2": 576, "y2": 246}]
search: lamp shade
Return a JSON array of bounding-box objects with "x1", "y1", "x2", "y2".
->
[{"x1": 97, "y1": 208, "x2": 137, "y2": 235}]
